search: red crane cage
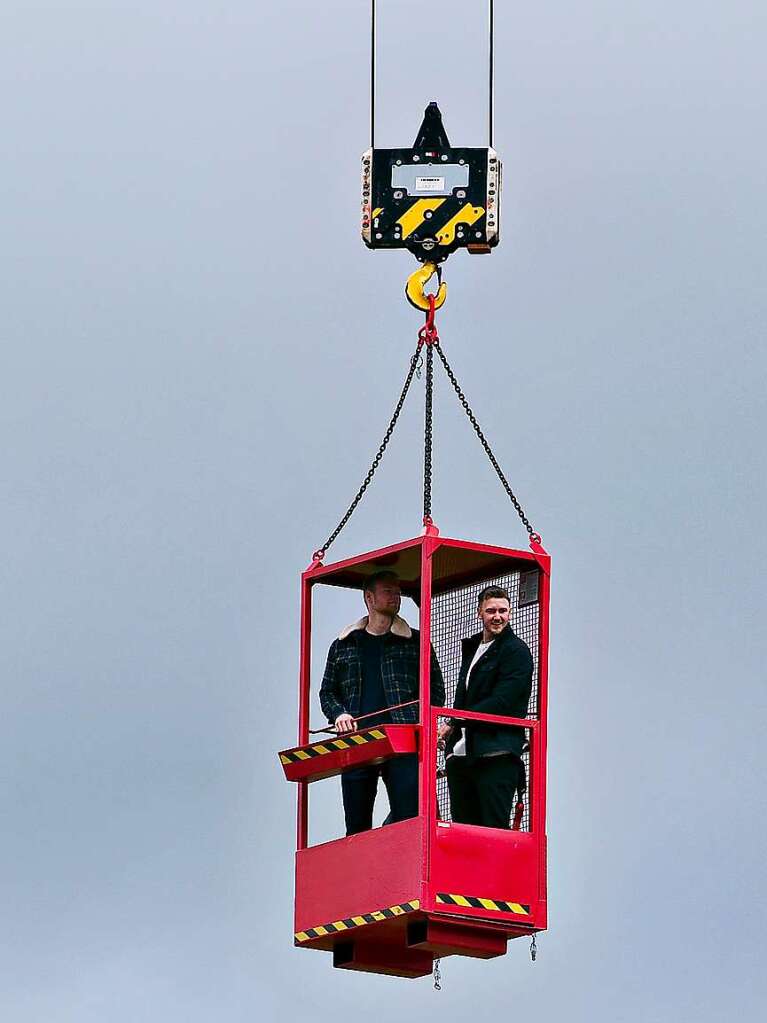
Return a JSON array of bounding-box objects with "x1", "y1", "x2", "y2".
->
[{"x1": 279, "y1": 531, "x2": 550, "y2": 978}]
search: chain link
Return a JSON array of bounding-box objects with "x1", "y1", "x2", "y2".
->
[
  {"x1": 530, "y1": 933, "x2": 538, "y2": 962},
  {"x1": 433, "y1": 957, "x2": 442, "y2": 990},
  {"x1": 434, "y1": 341, "x2": 540, "y2": 542},
  {"x1": 423, "y1": 341, "x2": 434, "y2": 523},
  {"x1": 313, "y1": 338, "x2": 425, "y2": 561}
]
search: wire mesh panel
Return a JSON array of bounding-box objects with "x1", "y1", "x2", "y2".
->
[{"x1": 431, "y1": 567, "x2": 540, "y2": 831}]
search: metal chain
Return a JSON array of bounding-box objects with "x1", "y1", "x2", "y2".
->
[
  {"x1": 423, "y1": 341, "x2": 434, "y2": 523},
  {"x1": 433, "y1": 957, "x2": 442, "y2": 990},
  {"x1": 433, "y1": 341, "x2": 540, "y2": 542},
  {"x1": 313, "y1": 338, "x2": 424, "y2": 561},
  {"x1": 530, "y1": 933, "x2": 538, "y2": 962}
]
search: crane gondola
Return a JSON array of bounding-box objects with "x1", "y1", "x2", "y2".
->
[{"x1": 278, "y1": 1, "x2": 551, "y2": 980}]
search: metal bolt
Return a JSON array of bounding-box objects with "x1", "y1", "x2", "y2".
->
[
  {"x1": 413, "y1": 155, "x2": 420, "y2": 162},
  {"x1": 457, "y1": 189, "x2": 466, "y2": 198},
  {"x1": 475, "y1": 231, "x2": 481, "y2": 238},
  {"x1": 375, "y1": 232, "x2": 382, "y2": 239},
  {"x1": 440, "y1": 154, "x2": 448, "y2": 162},
  {"x1": 394, "y1": 190, "x2": 403, "y2": 199},
  {"x1": 424, "y1": 210, "x2": 433, "y2": 219}
]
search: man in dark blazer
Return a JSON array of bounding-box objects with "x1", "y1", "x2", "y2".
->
[
  {"x1": 437, "y1": 585, "x2": 533, "y2": 829},
  {"x1": 320, "y1": 570, "x2": 445, "y2": 835}
]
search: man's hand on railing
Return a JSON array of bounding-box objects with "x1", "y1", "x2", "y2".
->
[
  {"x1": 436, "y1": 721, "x2": 454, "y2": 750},
  {"x1": 334, "y1": 713, "x2": 357, "y2": 734}
]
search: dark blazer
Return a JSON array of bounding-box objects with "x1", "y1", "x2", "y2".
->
[
  {"x1": 445, "y1": 625, "x2": 533, "y2": 757},
  {"x1": 320, "y1": 616, "x2": 445, "y2": 725}
]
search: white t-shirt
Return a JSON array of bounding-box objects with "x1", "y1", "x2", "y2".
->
[{"x1": 450, "y1": 639, "x2": 494, "y2": 757}]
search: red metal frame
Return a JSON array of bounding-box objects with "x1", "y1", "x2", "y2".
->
[
  {"x1": 297, "y1": 570, "x2": 312, "y2": 850},
  {"x1": 418, "y1": 535, "x2": 436, "y2": 906},
  {"x1": 424, "y1": 705, "x2": 545, "y2": 930},
  {"x1": 286, "y1": 531, "x2": 551, "y2": 976}
]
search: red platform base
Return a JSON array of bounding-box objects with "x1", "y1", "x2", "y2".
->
[
  {"x1": 407, "y1": 918, "x2": 508, "y2": 959},
  {"x1": 294, "y1": 817, "x2": 544, "y2": 978},
  {"x1": 333, "y1": 940, "x2": 433, "y2": 979},
  {"x1": 303, "y1": 913, "x2": 521, "y2": 978}
]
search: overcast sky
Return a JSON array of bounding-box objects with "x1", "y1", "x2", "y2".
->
[{"x1": 1, "y1": 1, "x2": 765, "y2": 1020}]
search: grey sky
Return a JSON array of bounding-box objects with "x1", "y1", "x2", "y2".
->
[{"x1": 1, "y1": 1, "x2": 765, "y2": 1019}]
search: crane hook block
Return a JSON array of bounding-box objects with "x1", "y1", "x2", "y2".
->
[
  {"x1": 361, "y1": 102, "x2": 501, "y2": 264},
  {"x1": 405, "y1": 262, "x2": 447, "y2": 312}
]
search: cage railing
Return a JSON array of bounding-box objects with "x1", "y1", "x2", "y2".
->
[
  {"x1": 428, "y1": 705, "x2": 540, "y2": 834},
  {"x1": 434, "y1": 707, "x2": 539, "y2": 732}
]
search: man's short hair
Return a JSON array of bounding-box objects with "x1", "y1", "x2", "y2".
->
[
  {"x1": 477, "y1": 584, "x2": 510, "y2": 607},
  {"x1": 363, "y1": 570, "x2": 400, "y2": 596}
]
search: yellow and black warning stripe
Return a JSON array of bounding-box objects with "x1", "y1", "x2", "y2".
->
[
  {"x1": 295, "y1": 900, "x2": 420, "y2": 943},
  {"x1": 280, "y1": 729, "x2": 386, "y2": 765},
  {"x1": 395, "y1": 198, "x2": 485, "y2": 244},
  {"x1": 436, "y1": 893, "x2": 530, "y2": 915}
]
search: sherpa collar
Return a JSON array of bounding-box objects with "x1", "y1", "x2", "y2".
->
[{"x1": 337, "y1": 615, "x2": 412, "y2": 641}]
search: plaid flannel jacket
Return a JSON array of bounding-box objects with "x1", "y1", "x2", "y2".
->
[{"x1": 319, "y1": 616, "x2": 445, "y2": 725}]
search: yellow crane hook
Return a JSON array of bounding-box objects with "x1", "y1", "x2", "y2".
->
[{"x1": 405, "y1": 262, "x2": 447, "y2": 312}]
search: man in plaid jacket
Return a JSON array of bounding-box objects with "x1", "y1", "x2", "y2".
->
[{"x1": 320, "y1": 570, "x2": 445, "y2": 835}]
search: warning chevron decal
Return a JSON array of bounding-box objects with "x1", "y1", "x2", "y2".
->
[
  {"x1": 436, "y1": 893, "x2": 530, "y2": 915},
  {"x1": 280, "y1": 729, "x2": 387, "y2": 765},
  {"x1": 295, "y1": 900, "x2": 420, "y2": 943}
]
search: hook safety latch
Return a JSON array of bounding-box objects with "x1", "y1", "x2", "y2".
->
[{"x1": 405, "y1": 261, "x2": 447, "y2": 312}]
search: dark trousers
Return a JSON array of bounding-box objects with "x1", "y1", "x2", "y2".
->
[
  {"x1": 446, "y1": 753, "x2": 522, "y2": 829},
  {"x1": 340, "y1": 754, "x2": 418, "y2": 836}
]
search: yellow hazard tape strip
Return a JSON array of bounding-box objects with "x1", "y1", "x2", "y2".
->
[
  {"x1": 435, "y1": 203, "x2": 485, "y2": 246},
  {"x1": 295, "y1": 900, "x2": 420, "y2": 943},
  {"x1": 397, "y1": 198, "x2": 446, "y2": 239},
  {"x1": 436, "y1": 893, "x2": 530, "y2": 915},
  {"x1": 280, "y1": 729, "x2": 387, "y2": 765}
]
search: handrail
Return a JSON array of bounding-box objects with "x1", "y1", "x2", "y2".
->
[
  {"x1": 432, "y1": 706, "x2": 538, "y2": 730},
  {"x1": 309, "y1": 707, "x2": 537, "y2": 736},
  {"x1": 308, "y1": 699, "x2": 419, "y2": 735}
]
